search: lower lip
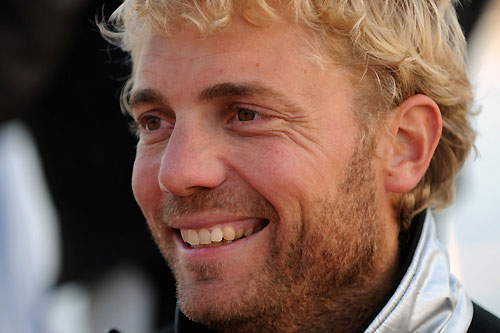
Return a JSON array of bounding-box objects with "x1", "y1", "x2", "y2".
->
[{"x1": 174, "y1": 228, "x2": 264, "y2": 262}]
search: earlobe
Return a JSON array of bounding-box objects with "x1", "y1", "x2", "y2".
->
[{"x1": 384, "y1": 94, "x2": 442, "y2": 193}]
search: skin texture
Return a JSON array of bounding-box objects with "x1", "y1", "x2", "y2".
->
[{"x1": 129, "y1": 17, "x2": 441, "y2": 332}]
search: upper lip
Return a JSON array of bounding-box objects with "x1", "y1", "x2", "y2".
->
[{"x1": 169, "y1": 212, "x2": 266, "y2": 230}]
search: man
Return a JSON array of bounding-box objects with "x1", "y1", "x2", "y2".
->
[{"x1": 100, "y1": 0, "x2": 500, "y2": 332}]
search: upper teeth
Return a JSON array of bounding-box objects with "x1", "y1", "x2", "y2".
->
[{"x1": 180, "y1": 225, "x2": 261, "y2": 247}]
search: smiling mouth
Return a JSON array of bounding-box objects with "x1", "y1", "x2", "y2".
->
[{"x1": 178, "y1": 220, "x2": 269, "y2": 249}]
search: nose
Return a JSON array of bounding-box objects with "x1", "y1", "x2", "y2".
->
[{"x1": 158, "y1": 123, "x2": 226, "y2": 196}]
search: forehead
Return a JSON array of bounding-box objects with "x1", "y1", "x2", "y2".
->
[
  {"x1": 133, "y1": 18, "x2": 318, "y2": 88},
  {"x1": 131, "y1": 17, "x2": 357, "y2": 132}
]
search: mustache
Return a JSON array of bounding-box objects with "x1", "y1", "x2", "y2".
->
[{"x1": 157, "y1": 186, "x2": 279, "y2": 226}]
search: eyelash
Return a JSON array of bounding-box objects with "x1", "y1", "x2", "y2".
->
[
  {"x1": 229, "y1": 106, "x2": 271, "y2": 124},
  {"x1": 130, "y1": 114, "x2": 172, "y2": 139},
  {"x1": 129, "y1": 104, "x2": 272, "y2": 139}
]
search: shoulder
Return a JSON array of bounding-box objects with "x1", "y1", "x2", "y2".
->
[{"x1": 468, "y1": 302, "x2": 500, "y2": 332}]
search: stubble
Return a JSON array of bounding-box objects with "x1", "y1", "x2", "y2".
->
[{"x1": 152, "y1": 139, "x2": 396, "y2": 332}]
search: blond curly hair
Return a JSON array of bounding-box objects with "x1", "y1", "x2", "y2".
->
[{"x1": 100, "y1": 0, "x2": 476, "y2": 231}]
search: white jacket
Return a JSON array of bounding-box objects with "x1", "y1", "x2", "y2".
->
[{"x1": 365, "y1": 210, "x2": 473, "y2": 333}]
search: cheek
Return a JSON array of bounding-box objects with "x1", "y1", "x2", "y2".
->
[
  {"x1": 132, "y1": 153, "x2": 161, "y2": 219},
  {"x1": 233, "y1": 143, "x2": 331, "y2": 213}
]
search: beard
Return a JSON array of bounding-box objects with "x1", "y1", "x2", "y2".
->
[{"x1": 150, "y1": 139, "x2": 395, "y2": 332}]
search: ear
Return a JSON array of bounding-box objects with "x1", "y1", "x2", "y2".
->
[{"x1": 383, "y1": 94, "x2": 442, "y2": 193}]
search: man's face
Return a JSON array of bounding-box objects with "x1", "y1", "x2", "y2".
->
[{"x1": 131, "y1": 18, "x2": 396, "y2": 331}]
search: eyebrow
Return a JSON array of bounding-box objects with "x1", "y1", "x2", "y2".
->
[
  {"x1": 199, "y1": 82, "x2": 286, "y2": 101},
  {"x1": 128, "y1": 82, "x2": 298, "y2": 113},
  {"x1": 129, "y1": 88, "x2": 166, "y2": 110},
  {"x1": 200, "y1": 83, "x2": 305, "y2": 116}
]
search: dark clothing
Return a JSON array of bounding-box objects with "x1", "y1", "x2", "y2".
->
[{"x1": 468, "y1": 303, "x2": 500, "y2": 332}]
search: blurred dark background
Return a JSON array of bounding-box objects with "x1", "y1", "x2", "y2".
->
[
  {"x1": 1, "y1": 0, "x2": 176, "y2": 330},
  {"x1": 0, "y1": 0, "x2": 488, "y2": 330}
]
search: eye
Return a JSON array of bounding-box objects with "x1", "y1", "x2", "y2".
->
[
  {"x1": 237, "y1": 108, "x2": 257, "y2": 121},
  {"x1": 132, "y1": 111, "x2": 174, "y2": 143},
  {"x1": 227, "y1": 103, "x2": 273, "y2": 129},
  {"x1": 133, "y1": 113, "x2": 174, "y2": 138},
  {"x1": 144, "y1": 116, "x2": 162, "y2": 131}
]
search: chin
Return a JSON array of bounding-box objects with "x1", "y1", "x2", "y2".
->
[
  {"x1": 176, "y1": 279, "x2": 259, "y2": 326},
  {"x1": 173, "y1": 257, "x2": 272, "y2": 328}
]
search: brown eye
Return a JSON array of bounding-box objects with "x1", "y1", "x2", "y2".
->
[
  {"x1": 145, "y1": 117, "x2": 162, "y2": 130},
  {"x1": 237, "y1": 109, "x2": 256, "y2": 121}
]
